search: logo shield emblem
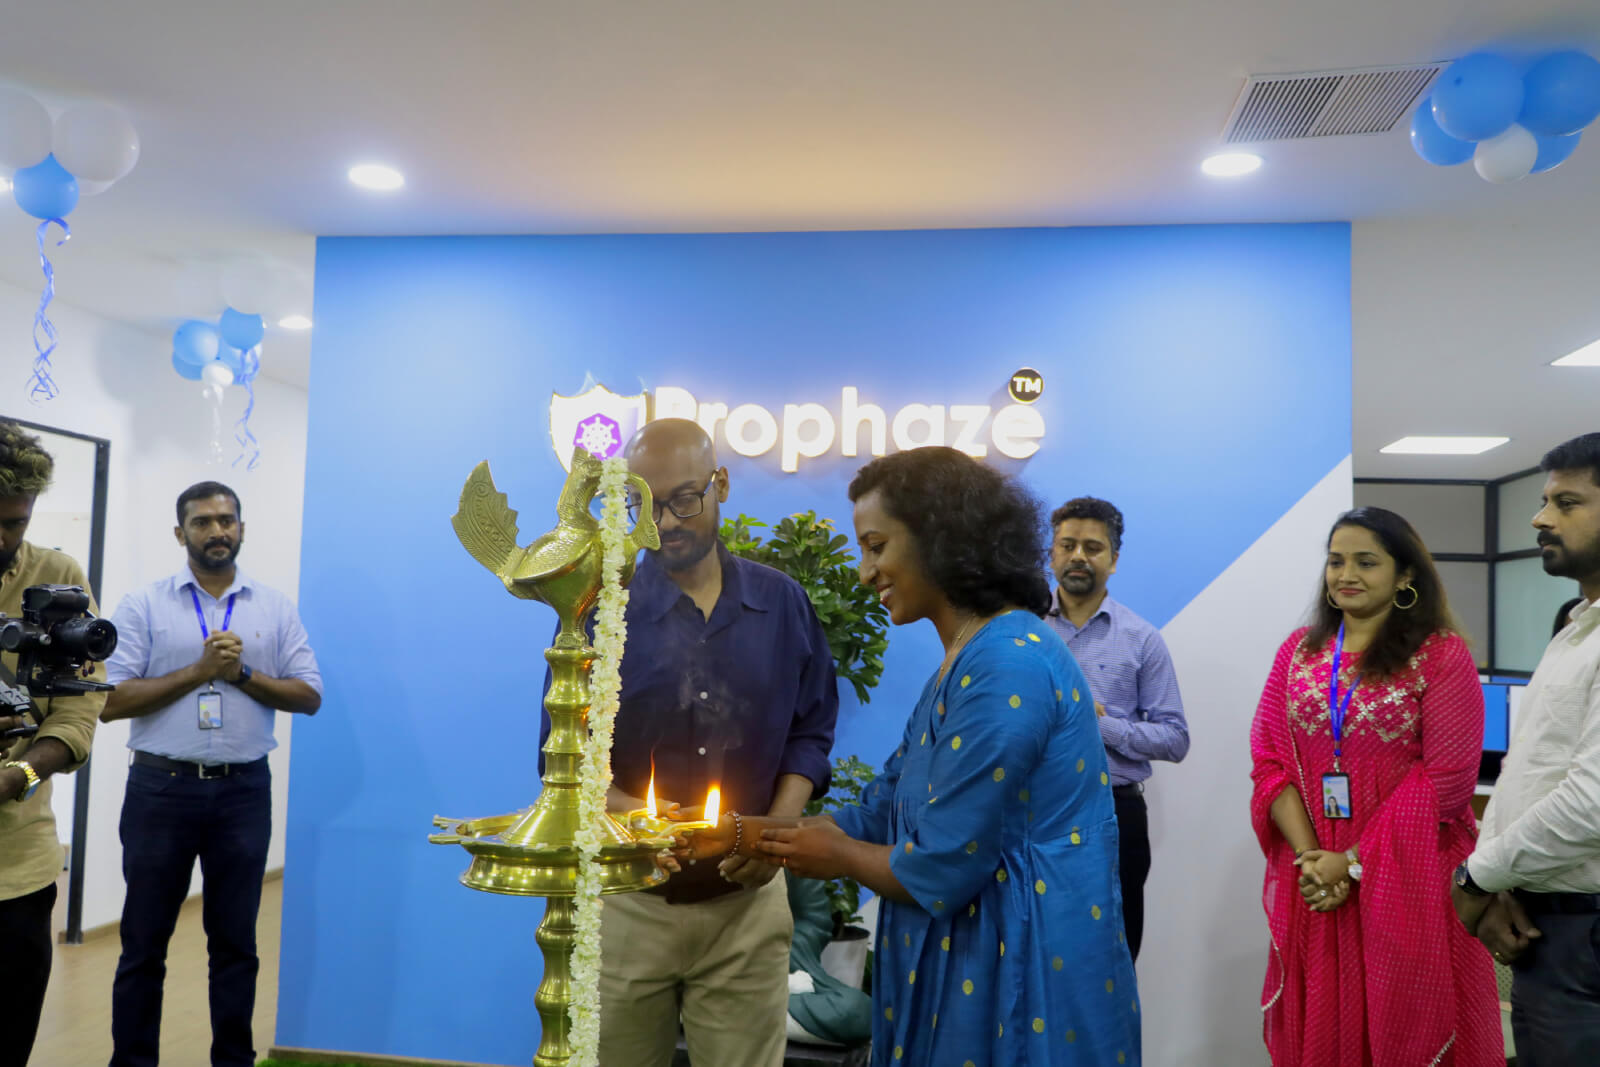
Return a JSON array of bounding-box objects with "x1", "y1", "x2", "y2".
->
[{"x1": 548, "y1": 384, "x2": 649, "y2": 471}]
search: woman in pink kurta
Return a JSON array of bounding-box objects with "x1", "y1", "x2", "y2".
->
[{"x1": 1249, "y1": 507, "x2": 1501, "y2": 1066}]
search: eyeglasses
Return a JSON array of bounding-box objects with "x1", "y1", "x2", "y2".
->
[{"x1": 627, "y1": 472, "x2": 718, "y2": 525}]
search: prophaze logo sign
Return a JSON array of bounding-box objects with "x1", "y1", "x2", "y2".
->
[{"x1": 549, "y1": 381, "x2": 1045, "y2": 473}]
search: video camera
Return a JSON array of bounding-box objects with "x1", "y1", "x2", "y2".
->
[{"x1": 0, "y1": 584, "x2": 117, "y2": 742}]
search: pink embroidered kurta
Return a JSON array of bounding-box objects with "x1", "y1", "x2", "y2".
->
[{"x1": 1249, "y1": 628, "x2": 1501, "y2": 1067}]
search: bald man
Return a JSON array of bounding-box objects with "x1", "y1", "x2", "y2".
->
[{"x1": 540, "y1": 420, "x2": 838, "y2": 1066}]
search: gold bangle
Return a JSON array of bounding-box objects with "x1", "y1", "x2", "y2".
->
[{"x1": 728, "y1": 812, "x2": 743, "y2": 857}]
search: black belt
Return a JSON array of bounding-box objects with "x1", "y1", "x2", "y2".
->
[
  {"x1": 1515, "y1": 889, "x2": 1600, "y2": 916},
  {"x1": 1112, "y1": 782, "x2": 1145, "y2": 798},
  {"x1": 645, "y1": 871, "x2": 742, "y2": 905},
  {"x1": 132, "y1": 751, "x2": 267, "y2": 779}
]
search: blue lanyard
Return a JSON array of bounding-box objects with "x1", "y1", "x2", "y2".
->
[
  {"x1": 189, "y1": 587, "x2": 236, "y2": 639},
  {"x1": 1328, "y1": 622, "x2": 1358, "y2": 767}
]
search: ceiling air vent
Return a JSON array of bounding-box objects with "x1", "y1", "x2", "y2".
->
[{"x1": 1222, "y1": 63, "x2": 1446, "y2": 143}]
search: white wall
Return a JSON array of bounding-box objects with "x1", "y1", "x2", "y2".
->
[
  {"x1": 1140, "y1": 457, "x2": 1352, "y2": 1067},
  {"x1": 0, "y1": 277, "x2": 309, "y2": 932}
]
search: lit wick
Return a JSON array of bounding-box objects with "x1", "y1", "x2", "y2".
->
[
  {"x1": 645, "y1": 767, "x2": 657, "y2": 819},
  {"x1": 704, "y1": 785, "x2": 720, "y2": 826}
]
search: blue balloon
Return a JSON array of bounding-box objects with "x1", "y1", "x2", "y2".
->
[
  {"x1": 1432, "y1": 54, "x2": 1524, "y2": 141},
  {"x1": 1410, "y1": 97, "x2": 1475, "y2": 165},
  {"x1": 216, "y1": 343, "x2": 243, "y2": 375},
  {"x1": 1520, "y1": 51, "x2": 1600, "y2": 136},
  {"x1": 172, "y1": 351, "x2": 204, "y2": 381},
  {"x1": 219, "y1": 307, "x2": 265, "y2": 351},
  {"x1": 12, "y1": 154, "x2": 79, "y2": 220},
  {"x1": 1532, "y1": 129, "x2": 1582, "y2": 173},
  {"x1": 172, "y1": 320, "x2": 220, "y2": 367}
]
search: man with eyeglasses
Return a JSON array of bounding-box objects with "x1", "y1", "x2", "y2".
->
[{"x1": 540, "y1": 418, "x2": 838, "y2": 1067}]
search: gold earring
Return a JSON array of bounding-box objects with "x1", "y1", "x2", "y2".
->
[
  {"x1": 1393, "y1": 584, "x2": 1418, "y2": 610},
  {"x1": 1327, "y1": 591, "x2": 1341, "y2": 611}
]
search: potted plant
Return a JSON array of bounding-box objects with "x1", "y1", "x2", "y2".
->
[{"x1": 805, "y1": 755, "x2": 879, "y2": 990}]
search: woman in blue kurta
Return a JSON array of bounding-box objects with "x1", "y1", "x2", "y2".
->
[{"x1": 683, "y1": 447, "x2": 1139, "y2": 1065}]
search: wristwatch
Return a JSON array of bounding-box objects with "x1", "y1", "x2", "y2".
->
[
  {"x1": 1345, "y1": 849, "x2": 1363, "y2": 882},
  {"x1": 2, "y1": 759, "x2": 41, "y2": 803},
  {"x1": 236, "y1": 664, "x2": 253, "y2": 686},
  {"x1": 1454, "y1": 861, "x2": 1489, "y2": 897}
]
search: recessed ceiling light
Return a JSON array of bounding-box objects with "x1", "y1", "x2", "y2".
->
[
  {"x1": 1380, "y1": 436, "x2": 1510, "y2": 455},
  {"x1": 277, "y1": 314, "x2": 313, "y2": 331},
  {"x1": 1201, "y1": 151, "x2": 1262, "y2": 178},
  {"x1": 1552, "y1": 338, "x2": 1600, "y2": 366},
  {"x1": 347, "y1": 163, "x2": 404, "y2": 191},
  {"x1": 0, "y1": 175, "x2": 11, "y2": 193}
]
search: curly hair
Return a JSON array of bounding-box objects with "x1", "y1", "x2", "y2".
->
[
  {"x1": 1049, "y1": 496, "x2": 1124, "y2": 555},
  {"x1": 847, "y1": 446, "x2": 1052, "y2": 617},
  {"x1": 0, "y1": 420, "x2": 53, "y2": 498},
  {"x1": 1302, "y1": 507, "x2": 1461, "y2": 679}
]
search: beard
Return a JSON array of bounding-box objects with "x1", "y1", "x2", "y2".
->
[
  {"x1": 1540, "y1": 531, "x2": 1600, "y2": 580},
  {"x1": 651, "y1": 528, "x2": 715, "y2": 573},
  {"x1": 1057, "y1": 567, "x2": 1096, "y2": 595},
  {"x1": 188, "y1": 536, "x2": 241, "y2": 572}
]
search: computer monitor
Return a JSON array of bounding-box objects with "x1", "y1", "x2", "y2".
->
[{"x1": 1481, "y1": 683, "x2": 1509, "y2": 753}]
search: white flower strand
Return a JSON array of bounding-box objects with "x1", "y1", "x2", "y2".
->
[{"x1": 568, "y1": 456, "x2": 631, "y2": 1067}]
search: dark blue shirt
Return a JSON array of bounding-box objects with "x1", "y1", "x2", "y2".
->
[{"x1": 541, "y1": 545, "x2": 838, "y2": 901}]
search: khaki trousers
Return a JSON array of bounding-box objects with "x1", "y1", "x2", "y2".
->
[{"x1": 598, "y1": 871, "x2": 792, "y2": 1067}]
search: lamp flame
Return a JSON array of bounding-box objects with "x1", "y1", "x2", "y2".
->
[
  {"x1": 704, "y1": 785, "x2": 721, "y2": 826},
  {"x1": 645, "y1": 768, "x2": 657, "y2": 818}
]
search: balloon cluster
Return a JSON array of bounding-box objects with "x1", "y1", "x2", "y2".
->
[
  {"x1": 1, "y1": 87, "x2": 140, "y2": 402},
  {"x1": 1411, "y1": 51, "x2": 1600, "y2": 183},
  {"x1": 0, "y1": 87, "x2": 140, "y2": 213},
  {"x1": 169, "y1": 257, "x2": 299, "y2": 469},
  {"x1": 171, "y1": 298, "x2": 272, "y2": 470}
]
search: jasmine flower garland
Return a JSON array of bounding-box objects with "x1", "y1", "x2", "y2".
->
[{"x1": 568, "y1": 455, "x2": 632, "y2": 1067}]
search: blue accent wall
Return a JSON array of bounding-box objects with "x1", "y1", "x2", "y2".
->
[{"x1": 281, "y1": 224, "x2": 1349, "y2": 1063}]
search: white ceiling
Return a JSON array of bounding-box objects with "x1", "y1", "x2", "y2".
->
[{"x1": 0, "y1": 1, "x2": 1597, "y2": 477}]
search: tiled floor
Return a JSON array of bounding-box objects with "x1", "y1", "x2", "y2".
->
[{"x1": 33, "y1": 875, "x2": 281, "y2": 1067}]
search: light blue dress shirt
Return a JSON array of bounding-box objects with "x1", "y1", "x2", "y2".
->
[
  {"x1": 1043, "y1": 593, "x2": 1189, "y2": 786},
  {"x1": 106, "y1": 565, "x2": 323, "y2": 763}
]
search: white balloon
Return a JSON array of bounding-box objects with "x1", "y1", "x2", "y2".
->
[
  {"x1": 202, "y1": 362, "x2": 235, "y2": 389},
  {"x1": 77, "y1": 177, "x2": 115, "y2": 196},
  {"x1": 53, "y1": 103, "x2": 140, "y2": 182},
  {"x1": 0, "y1": 88, "x2": 51, "y2": 171},
  {"x1": 221, "y1": 257, "x2": 296, "y2": 317},
  {"x1": 1474, "y1": 124, "x2": 1539, "y2": 184}
]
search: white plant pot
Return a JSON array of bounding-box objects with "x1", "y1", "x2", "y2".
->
[{"x1": 820, "y1": 927, "x2": 870, "y2": 989}]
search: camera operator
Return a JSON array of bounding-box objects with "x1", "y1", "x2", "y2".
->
[{"x1": 0, "y1": 420, "x2": 108, "y2": 1067}]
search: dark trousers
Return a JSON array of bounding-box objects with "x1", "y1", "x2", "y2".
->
[
  {"x1": 1113, "y1": 789, "x2": 1151, "y2": 963},
  {"x1": 1510, "y1": 908, "x2": 1600, "y2": 1066},
  {"x1": 110, "y1": 760, "x2": 271, "y2": 1067},
  {"x1": 0, "y1": 882, "x2": 57, "y2": 1067}
]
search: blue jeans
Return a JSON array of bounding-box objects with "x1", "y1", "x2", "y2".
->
[
  {"x1": 109, "y1": 759, "x2": 271, "y2": 1067},
  {"x1": 1511, "y1": 909, "x2": 1600, "y2": 1066}
]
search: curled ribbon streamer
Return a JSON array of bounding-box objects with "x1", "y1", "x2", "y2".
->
[
  {"x1": 28, "y1": 219, "x2": 70, "y2": 402},
  {"x1": 232, "y1": 345, "x2": 261, "y2": 471}
]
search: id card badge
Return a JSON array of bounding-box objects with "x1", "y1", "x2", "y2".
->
[
  {"x1": 197, "y1": 689, "x2": 223, "y2": 730},
  {"x1": 1320, "y1": 773, "x2": 1351, "y2": 820}
]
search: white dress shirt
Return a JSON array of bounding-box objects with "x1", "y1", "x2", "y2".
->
[{"x1": 1472, "y1": 598, "x2": 1600, "y2": 893}]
